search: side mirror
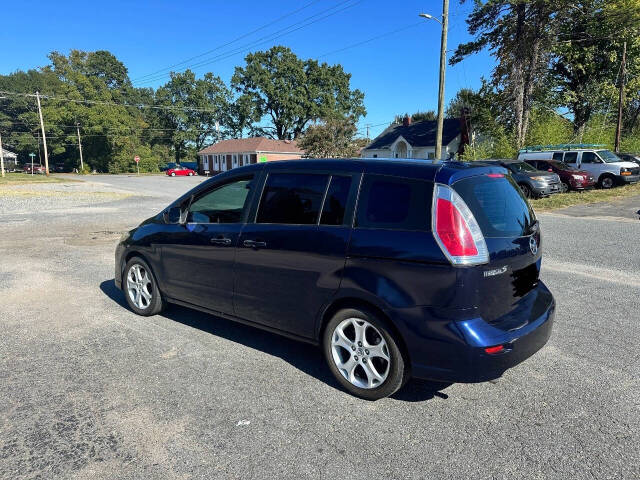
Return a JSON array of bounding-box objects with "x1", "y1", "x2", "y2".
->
[{"x1": 163, "y1": 206, "x2": 183, "y2": 224}]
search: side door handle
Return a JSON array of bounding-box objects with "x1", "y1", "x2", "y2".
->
[
  {"x1": 210, "y1": 236, "x2": 232, "y2": 246},
  {"x1": 243, "y1": 239, "x2": 267, "y2": 248}
]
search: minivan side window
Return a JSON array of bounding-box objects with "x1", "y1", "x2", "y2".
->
[
  {"x1": 552, "y1": 152, "x2": 564, "y2": 161},
  {"x1": 320, "y1": 175, "x2": 352, "y2": 226},
  {"x1": 355, "y1": 175, "x2": 433, "y2": 230},
  {"x1": 257, "y1": 173, "x2": 329, "y2": 225},
  {"x1": 564, "y1": 152, "x2": 578, "y2": 163},
  {"x1": 188, "y1": 176, "x2": 254, "y2": 224}
]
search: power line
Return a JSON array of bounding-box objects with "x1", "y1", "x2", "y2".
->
[
  {"x1": 0, "y1": 90, "x2": 225, "y2": 114},
  {"x1": 134, "y1": 0, "x2": 364, "y2": 86},
  {"x1": 317, "y1": 21, "x2": 424, "y2": 59},
  {"x1": 132, "y1": 0, "x2": 322, "y2": 83}
]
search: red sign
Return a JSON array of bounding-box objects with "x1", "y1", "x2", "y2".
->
[{"x1": 134, "y1": 156, "x2": 140, "y2": 163}]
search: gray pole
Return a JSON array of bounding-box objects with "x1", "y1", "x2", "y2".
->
[
  {"x1": 435, "y1": 0, "x2": 449, "y2": 161},
  {"x1": 0, "y1": 132, "x2": 5, "y2": 178},
  {"x1": 76, "y1": 123, "x2": 84, "y2": 171},
  {"x1": 615, "y1": 41, "x2": 627, "y2": 153},
  {"x1": 35, "y1": 91, "x2": 50, "y2": 176}
]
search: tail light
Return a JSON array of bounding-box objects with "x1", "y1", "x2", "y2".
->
[{"x1": 432, "y1": 184, "x2": 489, "y2": 266}]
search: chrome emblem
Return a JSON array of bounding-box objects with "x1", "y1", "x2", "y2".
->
[{"x1": 529, "y1": 236, "x2": 538, "y2": 255}]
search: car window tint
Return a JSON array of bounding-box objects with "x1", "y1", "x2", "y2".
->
[
  {"x1": 552, "y1": 152, "x2": 564, "y2": 161},
  {"x1": 564, "y1": 152, "x2": 578, "y2": 163},
  {"x1": 257, "y1": 173, "x2": 329, "y2": 224},
  {"x1": 188, "y1": 176, "x2": 253, "y2": 223},
  {"x1": 356, "y1": 175, "x2": 433, "y2": 230},
  {"x1": 454, "y1": 175, "x2": 536, "y2": 238},
  {"x1": 320, "y1": 175, "x2": 352, "y2": 226}
]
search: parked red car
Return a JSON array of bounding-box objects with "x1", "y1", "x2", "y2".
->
[
  {"x1": 166, "y1": 165, "x2": 197, "y2": 177},
  {"x1": 524, "y1": 159, "x2": 595, "y2": 192},
  {"x1": 23, "y1": 163, "x2": 45, "y2": 174}
]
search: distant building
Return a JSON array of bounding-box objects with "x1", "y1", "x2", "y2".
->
[
  {"x1": 361, "y1": 114, "x2": 470, "y2": 160},
  {"x1": 197, "y1": 137, "x2": 304, "y2": 174},
  {"x1": 1, "y1": 148, "x2": 18, "y2": 171}
]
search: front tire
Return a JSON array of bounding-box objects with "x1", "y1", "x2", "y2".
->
[
  {"x1": 323, "y1": 308, "x2": 406, "y2": 400},
  {"x1": 170, "y1": 172, "x2": 175, "y2": 177},
  {"x1": 123, "y1": 257, "x2": 165, "y2": 316},
  {"x1": 598, "y1": 174, "x2": 615, "y2": 189}
]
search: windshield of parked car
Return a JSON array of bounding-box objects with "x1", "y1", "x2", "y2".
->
[
  {"x1": 507, "y1": 161, "x2": 537, "y2": 173},
  {"x1": 598, "y1": 150, "x2": 623, "y2": 163}
]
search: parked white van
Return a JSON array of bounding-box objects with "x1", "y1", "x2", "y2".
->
[{"x1": 518, "y1": 144, "x2": 640, "y2": 189}]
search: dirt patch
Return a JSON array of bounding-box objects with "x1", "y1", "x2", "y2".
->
[{"x1": 64, "y1": 231, "x2": 126, "y2": 247}]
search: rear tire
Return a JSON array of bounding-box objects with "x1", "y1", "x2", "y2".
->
[
  {"x1": 323, "y1": 308, "x2": 406, "y2": 400},
  {"x1": 123, "y1": 257, "x2": 165, "y2": 316},
  {"x1": 598, "y1": 174, "x2": 615, "y2": 189}
]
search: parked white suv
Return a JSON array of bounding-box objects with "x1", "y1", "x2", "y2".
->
[{"x1": 518, "y1": 145, "x2": 640, "y2": 189}]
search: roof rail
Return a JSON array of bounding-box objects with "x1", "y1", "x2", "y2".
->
[{"x1": 519, "y1": 143, "x2": 606, "y2": 153}]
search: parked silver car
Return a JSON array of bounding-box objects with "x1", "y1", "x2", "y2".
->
[{"x1": 518, "y1": 145, "x2": 640, "y2": 189}]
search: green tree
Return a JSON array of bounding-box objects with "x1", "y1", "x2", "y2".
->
[
  {"x1": 393, "y1": 110, "x2": 437, "y2": 123},
  {"x1": 550, "y1": 0, "x2": 640, "y2": 134},
  {"x1": 298, "y1": 116, "x2": 363, "y2": 158},
  {"x1": 231, "y1": 46, "x2": 366, "y2": 140},
  {"x1": 452, "y1": 1, "x2": 560, "y2": 147},
  {"x1": 155, "y1": 70, "x2": 232, "y2": 162}
]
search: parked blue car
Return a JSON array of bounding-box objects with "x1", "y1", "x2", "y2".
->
[{"x1": 115, "y1": 158, "x2": 555, "y2": 400}]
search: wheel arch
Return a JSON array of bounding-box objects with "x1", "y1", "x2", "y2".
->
[{"x1": 317, "y1": 296, "x2": 412, "y2": 370}]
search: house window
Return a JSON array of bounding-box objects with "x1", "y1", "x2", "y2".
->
[
  {"x1": 372, "y1": 154, "x2": 378, "y2": 158},
  {"x1": 232, "y1": 155, "x2": 238, "y2": 168},
  {"x1": 428, "y1": 152, "x2": 435, "y2": 160},
  {"x1": 214, "y1": 155, "x2": 218, "y2": 170}
]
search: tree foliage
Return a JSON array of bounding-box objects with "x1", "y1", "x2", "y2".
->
[
  {"x1": 231, "y1": 46, "x2": 366, "y2": 140},
  {"x1": 0, "y1": 46, "x2": 367, "y2": 171},
  {"x1": 297, "y1": 116, "x2": 364, "y2": 158}
]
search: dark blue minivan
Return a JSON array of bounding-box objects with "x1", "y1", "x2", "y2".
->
[{"x1": 115, "y1": 159, "x2": 555, "y2": 400}]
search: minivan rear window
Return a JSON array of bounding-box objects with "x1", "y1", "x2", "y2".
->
[
  {"x1": 356, "y1": 175, "x2": 433, "y2": 230},
  {"x1": 453, "y1": 175, "x2": 536, "y2": 238}
]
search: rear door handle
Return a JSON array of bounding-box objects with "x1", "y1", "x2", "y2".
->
[
  {"x1": 243, "y1": 239, "x2": 267, "y2": 248},
  {"x1": 210, "y1": 237, "x2": 232, "y2": 246}
]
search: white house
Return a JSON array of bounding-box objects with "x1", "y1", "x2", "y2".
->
[{"x1": 361, "y1": 115, "x2": 468, "y2": 160}]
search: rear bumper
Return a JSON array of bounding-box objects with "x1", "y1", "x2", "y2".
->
[{"x1": 394, "y1": 282, "x2": 555, "y2": 383}]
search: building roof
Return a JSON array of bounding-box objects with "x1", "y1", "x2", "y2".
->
[
  {"x1": 198, "y1": 137, "x2": 303, "y2": 155},
  {"x1": 1, "y1": 148, "x2": 17, "y2": 159},
  {"x1": 364, "y1": 118, "x2": 462, "y2": 150}
]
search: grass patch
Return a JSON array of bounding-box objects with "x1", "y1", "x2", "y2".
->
[
  {"x1": 0, "y1": 172, "x2": 76, "y2": 185},
  {"x1": 530, "y1": 182, "x2": 640, "y2": 211}
]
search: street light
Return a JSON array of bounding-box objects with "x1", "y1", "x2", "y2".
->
[
  {"x1": 419, "y1": 13, "x2": 442, "y2": 25},
  {"x1": 420, "y1": 0, "x2": 449, "y2": 161}
]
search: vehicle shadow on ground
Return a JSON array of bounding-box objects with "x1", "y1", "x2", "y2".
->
[{"x1": 100, "y1": 279, "x2": 451, "y2": 403}]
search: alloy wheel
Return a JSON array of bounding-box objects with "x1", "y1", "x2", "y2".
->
[
  {"x1": 330, "y1": 318, "x2": 390, "y2": 389},
  {"x1": 126, "y1": 264, "x2": 154, "y2": 310}
]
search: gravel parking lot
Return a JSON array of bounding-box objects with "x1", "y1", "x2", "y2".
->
[{"x1": 1, "y1": 174, "x2": 638, "y2": 480}]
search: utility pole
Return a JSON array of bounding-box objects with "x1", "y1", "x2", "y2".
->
[
  {"x1": 615, "y1": 41, "x2": 627, "y2": 153},
  {"x1": 35, "y1": 92, "x2": 50, "y2": 176},
  {"x1": 0, "y1": 132, "x2": 5, "y2": 178},
  {"x1": 435, "y1": 0, "x2": 449, "y2": 161},
  {"x1": 366, "y1": 124, "x2": 371, "y2": 139},
  {"x1": 76, "y1": 123, "x2": 84, "y2": 171}
]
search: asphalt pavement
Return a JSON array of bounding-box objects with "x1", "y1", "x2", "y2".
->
[{"x1": 0, "y1": 175, "x2": 638, "y2": 479}]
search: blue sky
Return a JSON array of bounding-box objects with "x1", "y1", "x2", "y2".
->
[{"x1": 0, "y1": 0, "x2": 494, "y2": 138}]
